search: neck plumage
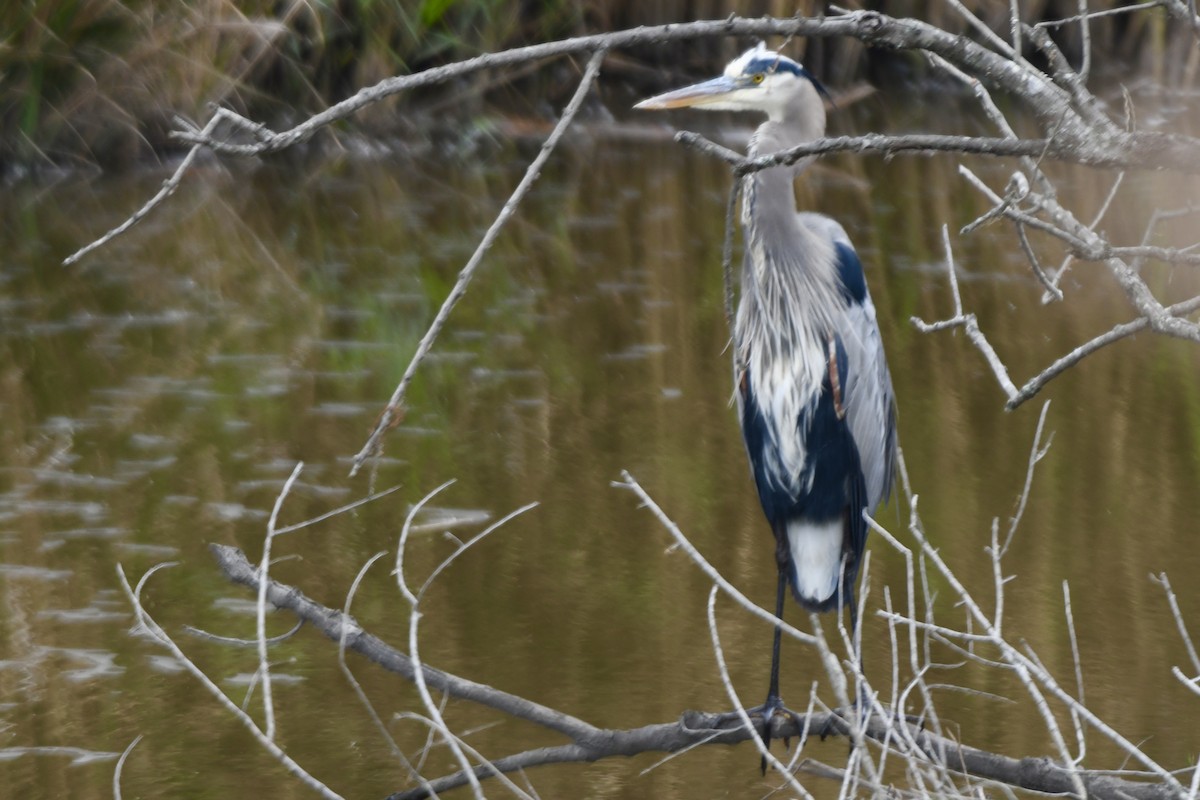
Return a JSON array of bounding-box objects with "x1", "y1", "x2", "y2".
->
[
  {"x1": 736, "y1": 112, "x2": 842, "y2": 370},
  {"x1": 742, "y1": 115, "x2": 823, "y2": 236}
]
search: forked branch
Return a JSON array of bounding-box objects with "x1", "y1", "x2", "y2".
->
[{"x1": 204, "y1": 542, "x2": 1187, "y2": 800}]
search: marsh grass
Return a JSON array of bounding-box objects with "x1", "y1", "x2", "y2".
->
[{"x1": 1, "y1": 0, "x2": 1192, "y2": 172}]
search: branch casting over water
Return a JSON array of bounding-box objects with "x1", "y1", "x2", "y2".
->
[{"x1": 208, "y1": 544, "x2": 1183, "y2": 800}]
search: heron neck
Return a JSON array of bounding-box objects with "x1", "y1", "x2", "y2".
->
[
  {"x1": 743, "y1": 116, "x2": 822, "y2": 231},
  {"x1": 737, "y1": 115, "x2": 841, "y2": 347}
]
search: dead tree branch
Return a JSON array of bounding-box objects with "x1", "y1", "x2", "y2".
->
[
  {"x1": 348, "y1": 48, "x2": 606, "y2": 476},
  {"x1": 61, "y1": 10, "x2": 1200, "y2": 272},
  {"x1": 63, "y1": 6, "x2": 1200, "y2": 457},
  {"x1": 206, "y1": 543, "x2": 1185, "y2": 800},
  {"x1": 678, "y1": 131, "x2": 1200, "y2": 175},
  {"x1": 911, "y1": 225, "x2": 1020, "y2": 401},
  {"x1": 76, "y1": 4, "x2": 1200, "y2": 798}
]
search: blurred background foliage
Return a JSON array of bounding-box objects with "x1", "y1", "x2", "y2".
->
[{"x1": 0, "y1": 0, "x2": 1195, "y2": 172}]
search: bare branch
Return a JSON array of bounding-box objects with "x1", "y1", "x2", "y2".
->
[
  {"x1": 1023, "y1": 25, "x2": 1110, "y2": 130},
  {"x1": 951, "y1": 162, "x2": 1200, "y2": 407},
  {"x1": 274, "y1": 484, "x2": 404, "y2": 536},
  {"x1": 614, "y1": 471, "x2": 817, "y2": 646},
  {"x1": 337, "y1": 552, "x2": 427, "y2": 787},
  {"x1": 258, "y1": 461, "x2": 304, "y2": 741},
  {"x1": 1015, "y1": 222, "x2": 1063, "y2": 301},
  {"x1": 941, "y1": 0, "x2": 1018, "y2": 57},
  {"x1": 1152, "y1": 573, "x2": 1200, "y2": 677},
  {"x1": 66, "y1": 10, "x2": 1200, "y2": 271},
  {"x1": 62, "y1": 110, "x2": 242, "y2": 266},
  {"x1": 1034, "y1": 0, "x2": 1165, "y2": 29},
  {"x1": 892, "y1": 495, "x2": 1188, "y2": 792},
  {"x1": 1004, "y1": 294, "x2": 1200, "y2": 409},
  {"x1": 348, "y1": 48, "x2": 607, "y2": 475},
  {"x1": 706, "y1": 586, "x2": 813, "y2": 796},
  {"x1": 1077, "y1": 0, "x2": 1093, "y2": 83},
  {"x1": 117, "y1": 561, "x2": 344, "y2": 799},
  {"x1": 1004, "y1": 401, "x2": 1053, "y2": 551},
  {"x1": 1063, "y1": 581, "x2": 1088, "y2": 765},
  {"x1": 208, "y1": 543, "x2": 1186, "y2": 800},
  {"x1": 394, "y1": 484, "x2": 486, "y2": 799},
  {"x1": 112, "y1": 734, "x2": 142, "y2": 800},
  {"x1": 210, "y1": 543, "x2": 603, "y2": 744},
  {"x1": 184, "y1": 619, "x2": 304, "y2": 647},
  {"x1": 681, "y1": 131, "x2": 1200, "y2": 175},
  {"x1": 910, "y1": 226, "x2": 1019, "y2": 400}
]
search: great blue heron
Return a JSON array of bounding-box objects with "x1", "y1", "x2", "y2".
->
[{"x1": 636, "y1": 44, "x2": 897, "y2": 751}]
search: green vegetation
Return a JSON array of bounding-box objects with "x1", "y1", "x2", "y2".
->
[{"x1": 0, "y1": 0, "x2": 1191, "y2": 171}]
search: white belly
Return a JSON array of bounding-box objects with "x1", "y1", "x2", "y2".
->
[{"x1": 787, "y1": 518, "x2": 843, "y2": 605}]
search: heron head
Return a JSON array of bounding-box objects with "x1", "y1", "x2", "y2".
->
[{"x1": 634, "y1": 43, "x2": 831, "y2": 122}]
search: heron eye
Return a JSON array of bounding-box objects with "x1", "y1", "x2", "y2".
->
[{"x1": 751, "y1": 73, "x2": 765, "y2": 84}]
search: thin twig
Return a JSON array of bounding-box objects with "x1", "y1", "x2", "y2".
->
[
  {"x1": 62, "y1": 109, "x2": 242, "y2": 266},
  {"x1": 117, "y1": 562, "x2": 344, "y2": 799},
  {"x1": 349, "y1": 48, "x2": 607, "y2": 476},
  {"x1": 1078, "y1": 0, "x2": 1093, "y2": 82},
  {"x1": 1006, "y1": 294, "x2": 1200, "y2": 409},
  {"x1": 258, "y1": 461, "x2": 304, "y2": 741},
  {"x1": 112, "y1": 734, "x2": 142, "y2": 800},
  {"x1": 338, "y1": 551, "x2": 428, "y2": 787},
  {"x1": 615, "y1": 471, "x2": 817, "y2": 645},
  {"x1": 1015, "y1": 222, "x2": 1063, "y2": 301},
  {"x1": 274, "y1": 484, "x2": 404, "y2": 536},
  {"x1": 1034, "y1": 1, "x2": 1165, "y2": 28},
  {"x1": 394, "y1": 482, "x2": 483, "y2": 798},
  {"x1": 1004, "y1": 400, "x2": 1053, "y2": 552},
  {"x1": 910, "y1": 226, "x2": 1019, "y2": 400},
  {"x1": 1152, "y1": 573, "x2": 1200, "y2": 675},
  {"x1": 1063, "y1": 581, "x2": 1087, "y2": 764},
  {"x1": 395, "y1": 494, "x2": 540, "y2": 800},
  {"x1": 706, "y1": 586, "x2": 813, "y2": 797},
  {"x1": 184, "y1": 619, "x2": 304, "y2": 647}
]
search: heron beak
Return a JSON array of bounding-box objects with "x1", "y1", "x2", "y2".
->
[{"x1": 634, "y1": 76, "x2": 741, "y2": 110}]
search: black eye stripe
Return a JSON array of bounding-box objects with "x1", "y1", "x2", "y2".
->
[
  {"x1": 743, "y1": 56, "x2": 832, "y2": 102},
  {"x1": 744, "y1": 57, "x2": 806, "y2": 78}
]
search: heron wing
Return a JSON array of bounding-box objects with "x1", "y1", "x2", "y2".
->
[
  {"x1": 830, "y1": 240, "x2": 897, "y2": 511},
  {"x1": 793, "y1": 213, "x2": 897, "y2": 510}
]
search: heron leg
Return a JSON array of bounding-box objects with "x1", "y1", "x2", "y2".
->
[
  {"x1": 767, "y1": 546, "x2": 786, "y2": 701},
  {"x1": 756, "y1": 554, "x2": 790, "y2": 773},
  {"x1": 748, "y1": 540, "x2": 811, "y2": 770},
  {"x1": 712, "y1": 540, "x2": 803, "y2": 771}
]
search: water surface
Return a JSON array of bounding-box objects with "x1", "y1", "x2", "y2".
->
[{"x1": 1, "y1": 98, "x2": 1199, "y2": 798}]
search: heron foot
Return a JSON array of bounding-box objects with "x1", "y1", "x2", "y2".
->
[
  {"x1": 816, "y1": 705, "x2": 853, "y2": 740},
  {"x1": 715, "y1": 694, "x2": 803, "y2": 774}
]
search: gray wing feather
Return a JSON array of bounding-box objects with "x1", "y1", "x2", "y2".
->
[
  {"x1": 799, "y1": 214, "x2": 897, "y2": 510},
  {"x1": 841, "y1": 296, "x2": 897, "y2": 510}
]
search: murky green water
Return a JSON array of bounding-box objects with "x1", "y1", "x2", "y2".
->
[{"x1": 2, "y1": 98, "x2": 1199, "y2": 798}]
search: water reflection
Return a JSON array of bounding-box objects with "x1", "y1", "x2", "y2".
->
[
  {"x1": 0, "y1": 101, "x2": 1198, "y2": 798},
  {"x1": 0, "y1": 746, "x2": 118, "y2": 767}
]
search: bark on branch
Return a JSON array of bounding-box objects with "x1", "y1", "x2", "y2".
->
[
  {"x1": 64, "y1": 9, "x2": 1200, "y2": 268},
  {"x1": 675, "y1": 131, "x2": 1200, "y2": 176},
  {"x1": 62, "y1": 6, "x2": 1200, "y2": 454},
  {"x1": 208, "y1": 544, "x2": 1183, "y2": 800}
]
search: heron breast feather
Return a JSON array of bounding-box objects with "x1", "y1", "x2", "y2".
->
[{"x1": 748, "y1": 342, "x2": 826, "y2": 496}]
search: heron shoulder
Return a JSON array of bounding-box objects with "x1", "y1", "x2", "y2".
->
[{"x1": 796, "y1": 212, "x2": 867, "y2": 305}]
